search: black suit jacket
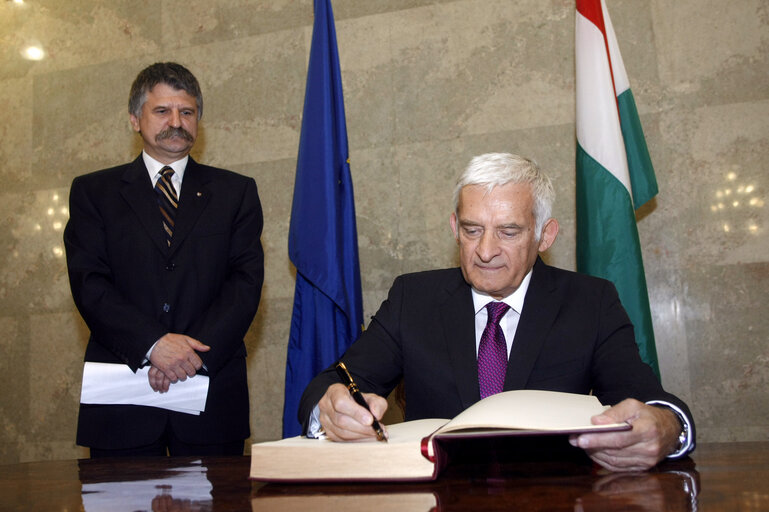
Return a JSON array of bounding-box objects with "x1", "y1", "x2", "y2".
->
[
  {"x1": 64, "y1": 156, "x2": 264, "y2": 449},
  {"x1": 299, "y1": 259, "x2": 694, "y2": 443}
]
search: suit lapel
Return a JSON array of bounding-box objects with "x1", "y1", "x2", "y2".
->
[
  {"x1": 504, "y1": 257, "x2": 560, "y2": 390},
  {"x1": 120, "y1": 156, "x2": 169, "y2": 254},
  {"x1": 440, "y1": 271, "x2": 480, "y2": 411},
  {"x1": 169, "y1": 158, "x2": 211, "y2": 257}
]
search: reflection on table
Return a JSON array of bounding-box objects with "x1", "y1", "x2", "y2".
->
[
  {"x1": 80, "y1": 458, "x2": 213, "y2": 511},
  {"x1": 253, "y1": 460, "x2": 699, "y2": 512},
  {"x1": 0, "y1": 441, "x2": 766, "y2": 511}
]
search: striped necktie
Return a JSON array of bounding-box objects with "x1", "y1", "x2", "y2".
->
[
  {"x1": 478, "y1": 301, "x2": 511, "y2": 399},
  {"x1": 154, "y1": 166, "x2": 178, "y2": 247}
]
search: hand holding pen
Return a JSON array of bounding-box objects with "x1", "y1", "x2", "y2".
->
[{"x1": 334, "y1": 361, "x2": 388, "y2": 442}]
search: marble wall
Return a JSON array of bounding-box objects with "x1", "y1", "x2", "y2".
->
[{"x1": 0, "y1": 0, "x2": 766, "y2": 464}]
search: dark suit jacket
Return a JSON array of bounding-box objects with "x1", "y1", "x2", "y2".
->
[
  {"x1": 64, "y1": 155, "x2": 264, "y2": 449},
  {"x1": 299, "y1": 258, "x2": 694, "y2": 443}
]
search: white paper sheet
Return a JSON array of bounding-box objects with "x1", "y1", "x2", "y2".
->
[{"x1": 80, "y1": 362, "x2": 209, "y2": 415}]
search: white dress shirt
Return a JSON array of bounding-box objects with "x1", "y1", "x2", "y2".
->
[
  {"x1": 141, "y1": 151, "x2": 188, "y2": 363},
  {"x1": 143, "y1": 151, "x2": 187, "y2": 197},
  {"x1": 308, "y1": 266, "x2": 693, "y2": 457},
  {"x1": 471, "y1": 269, "x2": 532, "y2": 357}
]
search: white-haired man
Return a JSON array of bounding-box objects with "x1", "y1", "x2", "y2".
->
[{"x1": 299, "y1": 153, "x2": 693, "y2": 472}]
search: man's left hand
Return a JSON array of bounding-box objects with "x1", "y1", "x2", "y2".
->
[
  {"x1": 569, "y1": 398, "x2": 682, "y2": 472},
  {"x1": 148, "y1": 365, "x2": 173, "y2": 393}
]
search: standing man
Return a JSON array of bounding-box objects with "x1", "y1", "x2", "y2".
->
[
  {"x1": 300, "y1": 153, "x2": 694, "y2": 472},
  {"x1": 64, "y1": 62, "x2": 264, "y2": 457}
]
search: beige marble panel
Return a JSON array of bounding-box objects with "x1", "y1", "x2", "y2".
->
[
  {"x1": 161, "y1": 0, "x2": 313, "y2": 48},
  {"x1": 32, "y1": 61, "x2": 141, "y2": 186},
  {"x1": 0, "y1": 188, "x2": 72, "y2": 314},
  {"x1": 658, "y1": 101, "x2": 769, "y2": 267},
  {"x1": 26, "y1": 311, "x2": 89, "y2": 462},
  {"x1": 172, "y1": 30, "x2": 307, "y2": 167},
  {"x1": 245, "y1": 296, "x2": 293, "y2": 442},
  {"x1": 0, "y1": 77, "x2": 33, "y2": 192},
  {"x1": 604, "y1": 0, "x2": 663, "y2": 112},
  {"x1": 333, "y1": 13, "x2": 397, "y2": 151},
  {"x1": 348, "y1": 145, "x2": 404, "y2": 296},
  {"x1": 683, "y1": 262, "x2": 769, "y2": 442},
  {"x1": 391, "y1": 140, "x2": 459, "y2": 275},
  {"x1": 332, "y1": 0, "x2": 460, "y2": 20},
  {"x1": 0, "y1": 316, "x2": 24, "y2": 463},
  {"x1": 230, "y1": 158, "x2": 297, "y2": 301},
  {"x1": 0, "y1": 1, "x2": 162, "y2": 80},
  {"x1": 652, "y1": 0, "x2": 769, "y2": 102},
  {"x1": 335, "y1": 0, "x2": 577, "y2": 152},
  {"x1": 647, "y1": 262, "x2": 693, "y2": 406},
  {"x1": 615, "y1": 108, "x2": 693, "y2": 399}
]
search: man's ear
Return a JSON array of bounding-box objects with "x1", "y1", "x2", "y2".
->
[
  {"x1": 537, "y1": 218, "x2": 559, "y2": 252},
  {"x1": 449, "y1": 212, "x2": 459, "y2": 242},
  {"x1": 129, "y1": 114, "x2": 141, "y2": 133}
]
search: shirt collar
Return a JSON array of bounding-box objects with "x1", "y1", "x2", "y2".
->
[
  {"x1": 142, "y1": 151, "x2": 188, "y2": 181},
  {"x1": 471, "y1": 268, "x2": 533, "y2": 315}
]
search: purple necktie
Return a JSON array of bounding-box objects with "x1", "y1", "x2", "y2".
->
[{"x1": 478, "y1": 301, "x2": 511, "y2": 399}]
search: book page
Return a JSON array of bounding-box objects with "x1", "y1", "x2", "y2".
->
[
  {"x1": 261, "y1": 419, "x2": 447, "y2": 448},
  {"x1": 252, "y1": 492, "x2": 438, "y2": 512},
  {"x1": 436, "y1": 390, "x2": 625, "y2": 434},
  {"x1": 386, "y1": 418, "x2": 448, "y2": 441},
  {"x1": 250, "y1": 419, "x2": 447, "y2": 482}
]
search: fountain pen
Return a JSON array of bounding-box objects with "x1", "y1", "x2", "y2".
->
[{"x1": 335, "y1": 361, "x2": 387, "y2": 442}]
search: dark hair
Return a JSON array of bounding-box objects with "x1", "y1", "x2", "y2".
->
[{"x1": 128, "y1": 62, "x2": 203, "y2": 119}]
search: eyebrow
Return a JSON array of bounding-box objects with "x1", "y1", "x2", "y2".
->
[
  {"x1": 459, "y1": 220, "x2": 522, "y2": 230},
  {"x1": 152, "y1": 103, "x2": 196, "y2": 111}
]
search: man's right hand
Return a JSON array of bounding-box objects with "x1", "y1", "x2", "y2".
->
[
  {"x1": 148, "y1": 333, "x2": 210, "y2": 389},
  {"x1": 318, "y1": 383, "x2": 388, "y2": 442}
]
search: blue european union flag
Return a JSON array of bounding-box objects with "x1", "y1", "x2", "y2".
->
[{"x1": 282, "y1": 0, "x2": 363, "y2": 438}]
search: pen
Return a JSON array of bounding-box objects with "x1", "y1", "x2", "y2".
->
[{"x1": 335, "y1": 361, "x2": 387, "y2": 442}]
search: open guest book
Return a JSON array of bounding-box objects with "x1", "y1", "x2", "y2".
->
[{"x1": 250, "y1": 390, "x2": 630, "y2": 483}]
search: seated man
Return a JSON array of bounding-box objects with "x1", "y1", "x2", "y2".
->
[{"x1": 299, "y1": 152, "x2": 694, "y2": 472}]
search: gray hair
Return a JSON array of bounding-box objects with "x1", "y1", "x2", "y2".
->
[
  {"x1": 128, "y1": 62, "x2": 203, "y2": 120},
  {"x1": 453, "y1": 153, "x2": 555, "y2": 240}
]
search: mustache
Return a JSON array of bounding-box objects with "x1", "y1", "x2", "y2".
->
[{"x1": 156, "y1": 127, "x2": 194, "y2": 142}]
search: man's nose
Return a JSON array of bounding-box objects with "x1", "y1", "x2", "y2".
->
[
  {"x1": 476, "y1": 231, "x2": 500, "y2": 261},
  {"x1": 169, "y1": 109, "x2": 182, "y2": 127}
]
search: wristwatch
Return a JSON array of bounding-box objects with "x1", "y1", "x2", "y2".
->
[
  {"x1": 667, "y1": 406, "x2": 690, "y2": 458},
  {"x1": 647, "y1": 400, "x2": 692, "y2": 458}
]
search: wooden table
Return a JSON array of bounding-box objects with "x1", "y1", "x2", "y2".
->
[{"x1": 0, "y1": 442, "x2": 767, "y2": 510}]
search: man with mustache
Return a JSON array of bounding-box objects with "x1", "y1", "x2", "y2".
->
[{"x1": 64, "y1": 62, "x2": 264, "y2": 457}]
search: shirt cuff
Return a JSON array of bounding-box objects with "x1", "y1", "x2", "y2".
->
[
  {"x1": 647, "y1": 400, "x2": 694, "y2": 458},
  {"x1": 306, "y1": 404, "x2": 325, "y2": 439},
  {"x1": 143, "y1": 337, "x2": 207, "y2": 371},
  {"x1": 142, "y1": 340, "x2": 160, "y2": 366}
]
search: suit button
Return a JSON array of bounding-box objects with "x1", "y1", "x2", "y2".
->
[
  {"x1": 163, "y1": 303, "x2": 171, "y2": 313},
  {"x1": 165, "y1": 262, "x2": 176, "y2": 271}
]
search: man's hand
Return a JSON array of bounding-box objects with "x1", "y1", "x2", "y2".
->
[
  {"x1": 148, "y1": 365, "x2": 173, "y2": 393},
  {"x1": 569, "y1": 399, "x2": 682, "y2": 472},
  {"x1": 318, "y1": 383, "x2": 389, "y2": 442},
  {"x1": 148, "y1": 333, "x2": 210, "y2": 391}
]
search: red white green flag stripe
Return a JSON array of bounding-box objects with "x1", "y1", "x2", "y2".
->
[{"x1": 576, "y1": 0, "x2": 660, "y2": 377}]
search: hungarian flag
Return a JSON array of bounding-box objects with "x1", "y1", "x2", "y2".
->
[{"x1": 575, "y1": 0, "x2": 660, "y2": 377}]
